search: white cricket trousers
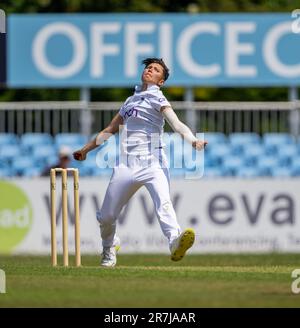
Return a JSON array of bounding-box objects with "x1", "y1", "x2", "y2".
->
[{"x1": 96, "y1": 163, "x2": 181, "y2": 248}]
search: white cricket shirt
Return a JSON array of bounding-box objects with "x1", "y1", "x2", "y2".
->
[{"x1": 119, "y1": 84, "x2": 170, "y2": 157}]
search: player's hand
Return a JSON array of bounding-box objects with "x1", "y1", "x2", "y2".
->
[
  {"x1": 192, "y1": 140, "x2": 208, "y2": 151},
  {"x1": 73, "y1": 149, "x2": 87, "y2": 161}
]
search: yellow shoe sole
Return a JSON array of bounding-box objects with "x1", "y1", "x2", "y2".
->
[{"x1": 171, "y1": 228, "x2": 195, "y2": 262}]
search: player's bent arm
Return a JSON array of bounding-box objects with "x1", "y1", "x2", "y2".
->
[
  {"x1": 73, "y1": 113, "x2": 123, "y2": 161},
  {"x1": 161, "y1": 106, "x2": 207, "y2": 151},
  {"x1": 95, "y1": 113, "x2": 124, "y2": 145}
]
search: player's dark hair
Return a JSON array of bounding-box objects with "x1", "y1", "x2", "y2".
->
[{"x1": 142, "y1": 58, "x2": 169, "y2": 81}]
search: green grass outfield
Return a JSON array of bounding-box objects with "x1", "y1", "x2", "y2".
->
[{"x1": 1, "y1": 254, "x2": 300, "y2": 307}]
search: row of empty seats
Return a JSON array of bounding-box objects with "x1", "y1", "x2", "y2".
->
[
  {"x1": 0, "y1": 133, "x2": 87, "y2": 150},
  {"x1": 202, "y1": 132, "x2": 300, "y2": 177},
  {"x1": 0, "y1": 132, "x2": 300, "y2": 178}
]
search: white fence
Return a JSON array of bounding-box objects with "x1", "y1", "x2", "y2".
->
[{"x1": 0, "y1": 101, "x2": 299, "y2": 136}]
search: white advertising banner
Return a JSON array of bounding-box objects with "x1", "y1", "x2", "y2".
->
[{"x1": 0, "y1": 178, "x2": 300, "y2": 254}]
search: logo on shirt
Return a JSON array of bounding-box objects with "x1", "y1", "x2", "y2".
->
[{"x1": 124, "y1": 107, "x2": 138, "y2": 119}]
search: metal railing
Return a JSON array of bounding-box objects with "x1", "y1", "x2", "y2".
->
[{"x1": 0, "y1": 101, "x2": 299, "y2": 136}]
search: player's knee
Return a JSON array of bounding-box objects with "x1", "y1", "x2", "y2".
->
[{"x1": 96, "y1": 210, "x2": 115, "y2": 224}]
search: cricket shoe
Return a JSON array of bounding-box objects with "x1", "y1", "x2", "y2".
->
[
  {"x1": 170, "y1": 228, "x2": 195, "y2": 262},
  {"x1": 101, "y1": 238, "x2": 121, "y2": 267}
]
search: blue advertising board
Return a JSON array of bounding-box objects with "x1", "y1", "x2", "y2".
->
[{"x1": 8, "y1": 13, "x2": 300, "y2": 87}]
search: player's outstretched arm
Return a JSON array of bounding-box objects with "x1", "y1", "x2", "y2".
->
[
  {"x1": 73, "y1": 113, "x2": 124, "y2": 161},
  {"x1": 161, "y1": 106, "x2": 207, "y2": 151}
]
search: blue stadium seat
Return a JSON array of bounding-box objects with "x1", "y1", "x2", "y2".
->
[
  {"x1": 204, "y1": 154, "x2": 219, "y2": 168},
  {"x1": 297, "y1": 141, "x2": 300, "y2": 155},
  {"x1": 291, "y1": 156, "x2": 300, "y2": 166},
  {"x1": 229, "y1": 133, "x2": 260, "y2": 155},
  {"x1": 263, "y1": 133, "x2": 295, "y2": 155},
  {"x1": 0, "y1": 162, "x2": 6, "y2": 170},
  {"x1": 243, "y1": 144, "x2": 265, "y2": 166},
  {"x1": 45, "y1": 157, "x2": 59, "y2": 167},
  {"x1": 291, "y1": 166, "x2": 300, "y2": 176},
  {"x1": 0, "y1": 167, "x2": 16, "y2": 177},
  {"x1": 12, "y1": 157, "x2": 36, "y2": 175},
  {"x1": 229, "y1": 132, "x2": 260, "y2": 143},
  {"x1": 55, "y1": 133, "x2": 88, "y2": 147},
  {"x1": 222, "y1": 156, "x2": 244, "y2": 176},
  {"x1": 208, "y1": 144, "x2": 231, "y2": 165},
  {"x1": 0, "y1": 145, "x2": 21, "y2": 162},
  {"x1": 256, "y1": 156, "x2": 279, "y2": 176},
  {"x1": 236, "y1": 167, "x2": 260, "y2": 178},
  {"x1": 32, "y1": 145, "x2": 57, "y2": 165},
  {"x1": 263, "y1": 133, "x2": 295, "y2": 144},
  {"x1": 270, "y1": 167, "x2": 292, "y2": 177},
  {"x1": 68, "y1": 159, "x2": 82, "y2": 170},
  {"x1": 23, "y1": 167, "x2": 43, "y2": 177},
  {"x1": 277, "y1": 144, "x2": 298, "y2": 166},
  {"x1": 69, "y1": 158, "x2": 96, "y2": 176},
  {"x1": 4, "y1": 131, "x2": 294, "y2": 178},
  {"x1": 0, "y1": 133, "x2": 19, "y2": 145},
  {"x1": 20, "y1": 133, "x2": 53, "y2": 152},
  {"x1": 84, "y1": 150, "x2": 97, "y2": 164},
  {"x1": 76, "y1": 166, "x2": 92, "y2": 177},
  {"x1": 203, "y1": 132, "x2": 227, "y2": 145},
  {"x1": 290, "y1": 157, "x2": 300, "y2": 176},
  {"x1": 230, "y1": 144, "x2": 244, "y2": 156},
  {"x1": 263, "y1": 144, "x2": 277, "y2": 156}
]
